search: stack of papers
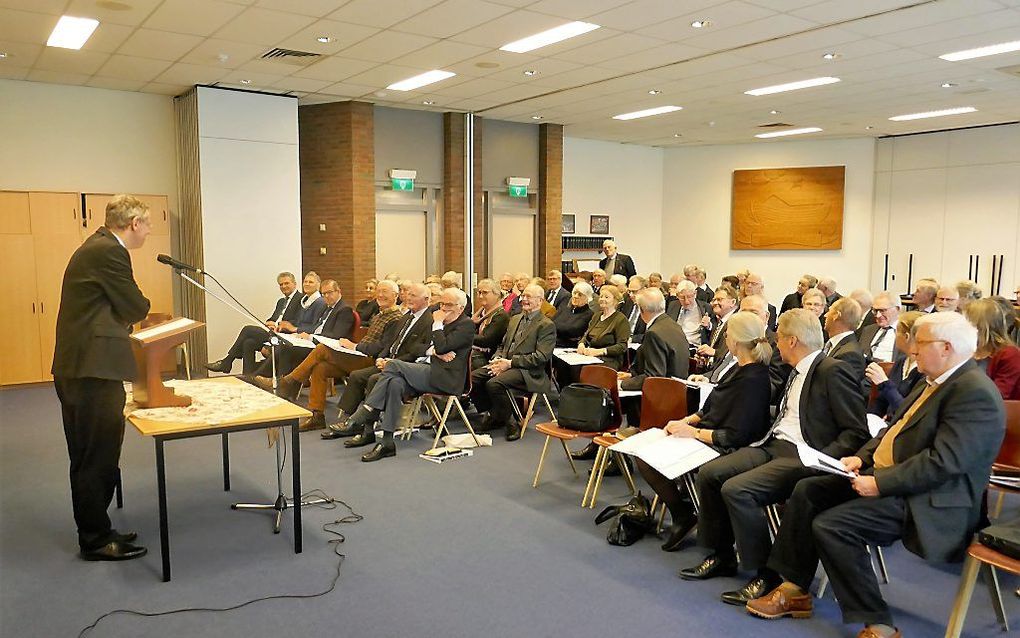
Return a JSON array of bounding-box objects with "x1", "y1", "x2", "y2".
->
[
  {"x1": 609, "y1": 428, "x2": 720, "y2": 480},
  {"x1": 312, "y1": 335, "x2": 366, "y2": 356},
  {"x1": 796, "y1": 443, "x2": 855, "y2": 478},
  {"x1": 419, "y1": 447, "x2": 473, "y2": 464},
  {"x1": 553, "y1": 348, "x2": 603, "y2": 366}
]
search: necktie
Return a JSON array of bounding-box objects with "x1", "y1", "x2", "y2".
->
[
  {"x1": 313, "y1": 305, "x2": 333, "y2": 335},
  {"x1": 509, "y1": 315, "x2": 531, "y2": 352},
  {"x1": 822, "y1": 341, "x2": 833, "y2": 356},
  {"x1": 871, "y1": 326, "x2": 891, "y2": 348},
  {"x1": 478, "y1": 310, "x2": 494, "y2": 334},
  {"x1": 548, "y1": 290, "x2": 555, "y2": 303},
  {"x1": 873, "y1": 382, "x2": 938, "y2": 468},
  {"x1": 677, "y1": 308, "x2": 686, "y2": 325},
  {"x1": 390, "y1": 312, "x2": 414, "y2": 356},
  {"x1": 775, "y1": 368, "x2": 800, "y2": 421}
]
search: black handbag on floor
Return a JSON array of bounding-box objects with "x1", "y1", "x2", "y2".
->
[
  {"x1": 595, "y1": 492, "x2": 653, "y2": 546},
  {"x1": 557, "y1": 383, "x2": 611, "y2": 432}
]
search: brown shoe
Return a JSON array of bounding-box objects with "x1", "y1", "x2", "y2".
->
[
  {"x1": 857, "y1": 628, "x2": 901, "y2": 638},
  {"x1": 252, "y1": 375, "x2": 275, "y2": 393},
  {"x1": 299, "y1": 411, "x2": 325, "y2": 431},
  {"x1": 746, "y1": 584, "x2": 813, "y2": 620}
]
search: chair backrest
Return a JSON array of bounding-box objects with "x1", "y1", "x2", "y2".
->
[
  {"x1": 994, "y1": 400, "x2": 1020, "y2": 469},
  {"x1": 353, "y1": 325, "x2": 369, "y2": 342},
  {"x1": 639, "y1": 377, "x2": 687, "y2": 430},
  {"x1": 352, "y1": 310, "x2": 362, "y2": 333},
  {"x1": 579, "y1": 364, "x2": 623, "y2": 428}
]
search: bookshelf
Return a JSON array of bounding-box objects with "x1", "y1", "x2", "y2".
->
[{"x1": 561, "y1": 234, "x2": 612, "y2": 274}]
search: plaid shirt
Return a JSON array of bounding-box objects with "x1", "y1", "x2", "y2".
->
[{"x1": 362, "y1": 305, "x2": 404, "y2": 344}]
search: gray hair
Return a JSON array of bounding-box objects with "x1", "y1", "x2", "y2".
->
[
  {"x1": 676, "y1": 280, "x2": 696, "y2": 293},
  {"x1": 819, "y1": 276, "x2": 837, "y2": 291},
  {"x1": 637, "y1": 287, "x2": 666, "y2": 314},
  {"x1": 441, "y1": 271, "x2": 462, "y2": 288},
  {"x1": 477, "y1": 278, "x2": 499, "y2": 293},
  {"x1": 915, "y1": 278, "x2": 939, "y2": 300},
  {"x1": 523, "y1": 284, "x2": 546, "y2": 299},
  {"x1": 873, "y1": 291, "x2": 900, "y2": 308},
  {"x1": 629, "y1": 275, "x2": 647, "y2": 288},
  {"x1": 609, "y1": 274, "x2": 627, "y2": 287},
  {"x1": 830, "y1": 297, "x2": 863, "y2": 329},
  {"x1": 572, "y1": 281, "x2": 594, "y2": 302},
  {"x1": 802, "y1": 288, "x2": 827, "y2": 305},
  {"x1": 105, "y1": 194, "x2": 149, "y2": 229},
  {"x1": 304, "y1": 271, "x2": 322, "y2": 284},
  {"x1": 408, "y1": 282, "x2": 429, "y2": 297},
  {"x1": 955, "y1": 280, "x2": 983, "y2": 302},
  {"x1": 277, "y1": 271, "x2": 296, "y2": 283},
  {"x1": 592, "y1": 268, "x2": 606, "y2": 278},
  {"x1": 376, "y1": 279, "x2": 399, "y2": 295},
  {"x1": 914, "y1": 311, "x2": 977, "y2": 358},
  {"x1": 444, "y1": 287, "x2": 467, "y2": 307},
  {"x1": 849, "y1": 288, "x2": 872, "y2": 309},
  {"x1": 778, "y1": 308, "x2": 824, "y2": 351}
]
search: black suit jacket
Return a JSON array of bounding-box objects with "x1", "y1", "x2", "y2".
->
[
  {"x1": 621, "y1": 315, "x2": 690, "y2": 390},
  {"x1": 547, "y1": 287, "x2": 570, "y2": 310},
  {"x1": 766, "y1": 303, "x2": 778, "y2": 333},
  {"x1": 428, "y1": 314, "x2": 475, "y2": 395},
  {"x1": 828, "y1": 334, "x2": 867, "y2": 382},
  {"x1": 598, "y1": 253, "x2": 637, "y2": 280},
  {"x1": 379, "y1": 309, "x2": 434, "y2": 362},
  {"x1": 705, "y1": 312, "x2": 734, "y2": 367},
  {"x1": 52, "y1": 227, "x2": 151, "y2": 380},
  {"x1": 695, "y1": 285, "x2": 713, "y2": 306},
  {"x1": 858, "y1": 323, "x2": 904, "y2": 365},
  {"x1": 780, "y1": 291, "x2": 802, "y2": 314},
  {"x1": 314, "y1": 300, "x2": 356, "y2": 341},
  {"x1": 857, "y1": 360, "x2": 1005, "y2": 562},
  {"x1": 267, "y1": 291, "x2": 302, "y2": 324}
]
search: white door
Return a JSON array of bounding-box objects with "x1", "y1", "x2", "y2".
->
[
  {"x1": 376, "y1": 209, "x2": 427, "y2": 282},
  {"x1": 491, "y1": 212, "x2": 535, "y2": 277}
]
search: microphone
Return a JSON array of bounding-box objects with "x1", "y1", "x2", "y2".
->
[{"x1": 157, "y1": 254, "x2": 203, "y2": 274}]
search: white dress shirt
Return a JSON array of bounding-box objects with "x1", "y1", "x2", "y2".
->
[{"x1": 772, "y1": 350, "x2": 823, "y2": 447}]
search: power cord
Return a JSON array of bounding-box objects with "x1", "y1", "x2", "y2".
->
[{"x1": 77, "y1": 495, "x2": 362, "y2": 638}]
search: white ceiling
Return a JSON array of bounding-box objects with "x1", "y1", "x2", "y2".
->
[{"x1": 1, "y1": 0, "x2": 1019, "y2": 145}]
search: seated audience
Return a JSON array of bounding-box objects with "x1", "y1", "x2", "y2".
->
[
  {"x1": 396, "y1": 279, "x2": 413, "y2": 309},
  {"x1": 738, "y1": 294, "x2": 792, "y2": 401},
  {"x1": 640, "y1": 312, "x2": 773, "y2": 552},
  {"x1": 818, "y1": 276, "x2": 842, "y2": 306},
  {"x1": 621, "y1": 275, "x2": 647, "y2": 336},
  {"x1": 277, "y1": 271, "x2": 325, "y2": 335},
  {"x1": 498, "y1": 272, "x2": 514, "y2": 296},
  {"x1": 801, "y1": 288, "x2": 827, "y2": 333},
  {"x1": 935, "y1": 285, "x2": 960, "y2": 312},
  {"x1": 668, "y1": 280, "x2": 710, "y2": 347},
  {"x1": 545, "y1": 269, "x2": 570, "y2": 309},
  {"x1": 470, "y1": 284, "x2": 556, "y2": 441},
  {"x1": 577, "y1": 286, "x2": 631, "y2": 370},
  {"x1": 507, "y1": 272, "x2": 531, "y2": 315},
  {"x1": 529, "y1": 278, "x2": 559, "y2": 319},
  {"x1": 685, "y1": 264, "x2": 713, "y2": 305},
  {"x1": 356, "y1": 278, "x2": 379, "y2": 324},
  {"x1": 679, "y1": 309, "x2": 868, "y2": 608},
  {"x1": 780, "y1": 274, "x2": 817, "y2": 314},
  {"x1": 340, "y1": 288, "x2": 475, "y2": 462},
  {"x1": 966, "y1": 297, "x2": 1020, "y2": 400},
  {"x1": 912, "y1": 278, "x2": 939, "y2": 313},
  {"x1": 441, "y1": 270, "x2": 471, "y2": 314},
  {"x1": 746, "y1": 312, "x2": 1005, "y2": 638},
  {"x1": 553, "y1": 282, "x2": 594, "y2": 348},
  {"x1": 591, "y1": 268, "x2": 607, "y2": 293},
  {"x1": 849, "y1": 288, "x2": 875, "y2": 333},
  {"x1": 426, "y1": 282, "x2": 443, "y2": 305},
  {"x1": 600, "y1": 239, "x2": 637, "y2": 279},
  {"x1": 721, "y1": 275, "x2": 740, "y2": 290},
  {"x1": 470, "y1": 278, "x2": 510, "y2": 371},
  {"x1": 866, "y1": 311, "x2": 923, "y2": 419},
  {"x1": 206, "y1": 271, "x2": 301, "y2": 374},
  {"x1": 859, "y1": 292, "x2": 902, "y2": 363},
  {"x1": 619, "y1": 288, "x2": 690, "y2": 393},
  {"x1": 955, "y1": 279, "x2": 982, "y2": 312},
  {"x1": 697, "y1": 284, "x2": 739, "y2": 370},
  {"x1": 989, "y1": 295, "x2": 1020, "y2": 342},
  {"x1": 741, "y1": 272, "x2": 777, "y2": 332},
  {"x1": 823, "y1": 297, "x2": 867, "y2": 381}
]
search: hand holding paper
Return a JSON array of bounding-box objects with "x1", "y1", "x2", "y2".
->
[{"x1": 796, "y1": 443, "x2": 855, "y2": 478}]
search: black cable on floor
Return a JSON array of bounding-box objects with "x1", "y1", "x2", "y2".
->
[{"x1": 76, "y1": 496, "x2": 362, "y2": 638}]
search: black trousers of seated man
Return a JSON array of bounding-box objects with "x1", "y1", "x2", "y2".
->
[
  {"x1": 223, "y1": 325, "x2": 272, "y2": 374},
  {"x1": 695, "y1": 438, "x2": 818, "y2": 571},
  {"x1": 339, "y1": 364, "x2": 384, "y2": 416},
  {"x1": 766, "y1": 474, "x2": 906, "y2": 627},
  {"x1": 469, "y1": 367, "x2": 531, "y2": 426},
  {"x1": 254, "y1": 342, "x2": 312, "y2": 379}
]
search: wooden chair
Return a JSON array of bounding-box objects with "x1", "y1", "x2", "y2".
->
[
  {"x1": 945, "y1": 541, "x2": 1017, "y2": 636},
  {"x1": 587, "y1": 377, "x2": 689, "y2": 510},
  {"x1": 989, "y1": 400, "x2": 1020, "y2": 518},
  {"x1": 866, "y1": 360, "x2": 895, "y2": 407},
  {"x1": 530, "y1": 365, "x2": 622, "y2": 502}
]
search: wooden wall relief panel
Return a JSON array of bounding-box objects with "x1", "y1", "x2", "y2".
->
[{"x1": 731, "y1": 166, "x2": 845, "y2": 250}]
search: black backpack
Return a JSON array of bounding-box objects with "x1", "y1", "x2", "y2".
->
[{"x1": 557, "y1": 383, "x2": 612, "y2": 432}]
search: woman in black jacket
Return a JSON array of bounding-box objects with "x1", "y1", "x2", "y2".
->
[
  {"x1": 636, "y1": 311, "x2": 773, "y2": 552},
  {"x1": 553, "y1": 281, "x2": 594, "y2": 348}
]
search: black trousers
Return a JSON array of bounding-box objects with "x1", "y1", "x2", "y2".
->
[
  {"x1": 224, "y1": 325, "x2": 271, "y2": 374},
  {"x1": 54, "y1": 377, "x2": 126, "y2": 551},
  {"x1": 469, "y1": 368, "x2": 529, "y2": 425},
  {"x1": 767, "y1": 475, "x2": 905, "y2": 627},
  {"x1": 636, "y1": 459, "x2": 694, "y2": 521},
  {"x1": 339, "y1": 365, "x2": 382, "y2": 415},
  {"x1": 695, "y1": 439, "x2": 816, "y2": 570}
]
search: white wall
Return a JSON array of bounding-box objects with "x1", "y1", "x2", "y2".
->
[
  {"x1": 0, "y1": 79, "x2": 177, "y2": 211},
  {"x1": 197, "y1": 87, "x2": 302, "y2": 358},
  {"x1": 660, "y1": 138, "x2": 876, "y2": 304},
  {"x1": 563, "y1": 137, "x2": 664, "y2": 274}
]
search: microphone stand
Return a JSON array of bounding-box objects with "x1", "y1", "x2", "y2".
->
[{"x1": 172, "y1": 268, "x2": 330, "y2": 534}]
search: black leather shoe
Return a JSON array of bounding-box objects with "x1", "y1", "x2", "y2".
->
[
  {"x1": 112, "y1": 530, "x2": 138, "y2": 543},
  {"x1": 344, "y1": 431, "x2": 377, "y2": 448},
  {"x1": 678, "y1": 553, "x2": 738, "y2": 581},
  {"x1": 661, "y1": 513, "x2": 697, "y2": 552},
  {"x1": 571, "y1": 441, "x2": 599, "y2": 461},
  {"x1": 320, "y1": 420, "x2": 356, "y2": 440},
  {"x1": 472, "y1": 416, "x2": 497, "y2": 433},
  {"x1": 205, "y1": 359, "x2": 233, "y2": 374},
  {"x1": 81, "y1": 541, "x2": 148, "y2": 562},
  {"x1": 361, "y1": 442, "x2": 396, "y2": 462},
  {"x1": 505, "y1": 421, "x2": 522, "y2": 442},
  {"x1": 721, "y1": 575, "x2": 782, "y2": 606}
]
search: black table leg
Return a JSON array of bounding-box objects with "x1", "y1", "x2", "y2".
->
[
  {"x1": 291, "y1": 418, "x2": 302, "y2": 554},
  {"x1": 221, "y1": 433, "x2": 230, "y2": 491},
  {"x1": 155, "y1": 438, "x2": 171, "y2": 582}
]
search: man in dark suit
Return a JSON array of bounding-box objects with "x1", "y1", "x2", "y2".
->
[
  {"x1": 679, "y1": 309, "x2": 869, "y2": 607},
  {"x1": 823, "y1": 297, "x2": 867, "y2": 382},
  {"x1": 206, "y1": 272, "x2": 301, "y2": 374},
  {"x1": 818, "y1": 276, "x2": 843, "y2": 307},
  {"x1": 741, "y1": 272, "x2": 778, "y2": 333},
  {"x1": 330, "y1": 283, "x2": 435, "y2": 438},
  {"x1": 342, "y1": 288, "x2": 476, "y2": 461},
  {"x1": 740, "y1": 295, "x2": 793, "y2": 403},
  {"x1": 667, "y1": 280, "x2": 711, "y2": 347},
  {"x1": 620, "y1": 288, "x2": 690, "y2": 392},
  {"x1": 859, "y1": 292, "x2": 902, "y2": 364},
  {"x1": 471, "y1": 278, "x2": 510, "y2": 371},
  {"x1": 697, "y1": 284, "x2": 739, "y2": 370},
  {"x1": 545, "y1": 269, "x2": 570, "y2": 310},
  {"x1": 470, "y1": 284, "x2": 556, "y2": 441},
  {"x1": 620, "y1": 276, "x2": 646, "y2": 340},
  {"x1": 684, "y1": 264, "x2": 714, "y2": 305},
  {"x1": 598, "y1": 239, "x2": 637, "y2": 280},
  {"x1": 850, "y1": 288, "x2": 876, "y2": 336},
  {"x1": 746, "y1": 312, "x2": 1005, "y2": 638},
  {"x1": 780, "y1": 274, "x2": 818, "y2": 314},
  {"x1": 52, "y1": 194, "x2": 152, "y2": 561}
]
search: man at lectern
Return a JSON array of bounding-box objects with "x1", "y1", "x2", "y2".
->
[{"x1": 52, "y1": 194, "x2": 152, "y2": 562}]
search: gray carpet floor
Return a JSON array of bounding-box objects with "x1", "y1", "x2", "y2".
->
[{"x1": 0, "y1": 382, "x2": 1014, "y2": 638}]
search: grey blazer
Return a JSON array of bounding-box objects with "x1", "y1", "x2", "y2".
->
[{"x1": 493, "y1": 312, "x2": 557, "y2": 393}]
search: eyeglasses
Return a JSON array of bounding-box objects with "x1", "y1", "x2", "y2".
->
[
  {"x1": 914, "y1": 339, "x2": 948, "y2": 346},
  {"x1": 439, "y1": 302, "x2": 459, "y2": 308},
  {"x1": 872, "y1": 307, "x2": 894, "y2": 314}
]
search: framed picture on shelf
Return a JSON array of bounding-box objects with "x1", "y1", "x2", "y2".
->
[
  {"x1": 562, "y1": 213, "x2": 575, "y2": 234},
  {"x1": 590, "y1": 215, "x2": 610, "y2": 235}
]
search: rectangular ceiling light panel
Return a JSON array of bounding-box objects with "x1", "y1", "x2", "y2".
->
[
  {"x1": 745, "y1": 76, "x2": 840, "y2": 96},
  {"x1": 500, "y1": 22, "x2": 600, "y2": 54},
  {"x1": 47, "y1": 15, "x2": 100, "y2": 50}
]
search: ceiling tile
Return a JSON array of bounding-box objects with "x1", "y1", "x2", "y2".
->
[
  {"x1": 527, "y1": 65, "x2": 623, "y2": 90},
  {"x1": 391, "y1": 0, "x2": 515, "y2": 39},
  {"x1": 0, "y1": 65, "x2": 29, "y2": 79},
  {"x1": 429, "y1": 76, "x2": 515, "y2": 97},
  {"x1": 0, "y1": 0, "x2": 67, "y2": 13},
  {"x1": 275, "y1": 19, "x2": 380, "y2": 55},
  {"x1": 550, "y1": 32, "x2": 667, "y2": 66},
  {"x1": 118, "y1": 29, "x2": 204, "y2": 61},
  {"x1": 0, "y1": 40, "x2": 42, "y2": 67},
  {"x1": 64, "y1": 0, "x2": 164, "y2": 26},
  {"x1": 144, "y1": 0, "x2": 247, "y2": 37},
  {"x1": 484, "y1": 57, "x2": 582, "y2": 83},
  {"x1": 344, "y1": 63, "x2": 439, "y2": 88},
  {"x1": 33, "y1": 48, "x2": 110, "y2": 75},
  {"x1": 680, "y1": 14, "x2": 820, "y2": 50},
  {"x1": 317, "y1": 80, "x2": 379, "y2": 97},
  {"x1": 0, "y1": 8, "x2": 58, "y2": 44},
  {"x1": 142, "y1": 81, "x2": 191, "y2": 95},
  {"x1": 255, "y1": 0, "x2": 351, "y2": 17},
  {"x1": 327, "y1": 0, "x2": 446, "y2": 29},
  {"x1": 26, "y1": 68, "x2": 91, "y2": 85},
  {"x1": 96, "y1": 54, "x2": 173, "y2": 82},
  {"x1": 527, "y1": 0, "x2": 631, "y2": 21},
  {"x1": 596, "y1": 42, "x2": 709, "y2": 73},
  {"x1": 270, "y1": 75, "x2": 333, "y2": 92},
  {"x1": 219, "y1": 68, "x2": 286, "y2": 89},
  {"x1": 877, "y1": 9, "x2": 1020, "y2": 48},
  {"x1": 839, "y1": 0, "x2": 1006, "y2": 37},
  {"x1": 87, "y1": 76, "x2": 147, "y2": 91},
  {"x1": 291, "y1": 55, "x2": 378, "y2": 81},
  {"x1": 448, "y1": 10, "x2": 581, "y2": 48},
  {"x1": 388, "y1": 40, "x2": 489, "y2": 69},
  {"x1": 337, "y1": 30, "x2": 438, "y2": 62},
  {"x1": 444, "y1": 50, "x2": 541, "y2": 78},
  {"x1": 212, "y1": 7, "x2": 316, "y2": 45},
  {"x1": 179, "y1": 38, "x2": 267, "y2": 68},
  {"x1": 154, "y1": 61, "x2": 231, "y2": 85},
  {"x1": 790, "y1": 0, "x2": 932, "y2": 24},
  {"x1": 80, "y1": 23, "x2": 135, "y2": 54}
]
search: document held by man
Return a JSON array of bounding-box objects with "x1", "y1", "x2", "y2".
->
[
  {"x1": 553, "y1": 348, "x2": 603, "y2": 366},
  {"x1": 311, "y1": 335, "x2": 367, "y2": 356},
  {"x1": 609, "y1": 428, "x2": 720, "y2": 480},
  {"x1": 796, "y1": 443, "x2": 855, "y2": 478}
]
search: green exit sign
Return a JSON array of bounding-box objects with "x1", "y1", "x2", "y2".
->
[
  {"x1": 508, "y1": 184, "x2": 528, "y2": 198},
  {"x1": 391, "y1": 177, "x2": 414, "y2": 191}
]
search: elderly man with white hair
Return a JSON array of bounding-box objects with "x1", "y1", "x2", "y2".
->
[
  {"x1": 620, "y1": 288, "x2": 690, "y2": 392},
  {"x1": 817, "y1": 277, "x2": 842, "y2": 306},
  {"x1": 747, "y1": 311, "x2": 1005, "y2": 638},
  {"x1": 935, "y1": 285, "x2": 960, "y2": 313},
  {"x1": 599, "y1": 239, "x2": 637, "y2": 280},
  {"x1": 668, "y1": 280, "x2": 711, "y2": 346},
  {"x1": 859, "y1": 292, "x2": 902, "y2": 364},
  {"x1": 911, "y1": 278, "x2": 939, "y2": 313}
]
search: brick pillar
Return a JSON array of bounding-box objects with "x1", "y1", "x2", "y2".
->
[
  {"x1": 298, "y1": 101, "x2": 375, "y2": 302},
  {"x1": 442, "y1": 113, "x2": 485, "y2": 281},
  {"x1": 538, "y1": 123, "x2": 563, "y2": 276}
]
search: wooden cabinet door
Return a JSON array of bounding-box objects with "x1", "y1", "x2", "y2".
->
[
  {"x1": 33, "y1": 237, "x2": 81, "y2": 382},
  {"x1": 0, "y1": 191, "x2": 32, "y2": 234},
  {"x1": 131, "y1": 233, "x2": 173, "y2": 315},
  {"x1": 29, "y1": 192, "x2": 81, "y2": 236},
  {"x1": 137, "y1": 194, "x2": 170, "y2": 236},
  {"x1": 0, "y1": 235, "x2": 42, "y2": 384},
  {"x1": 82, "y1": 193, "x2": 111, "y2": 240}
]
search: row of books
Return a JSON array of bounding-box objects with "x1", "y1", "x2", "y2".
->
[{"x1": 561, "y1": 235, "x2": 612, "y2": 250}]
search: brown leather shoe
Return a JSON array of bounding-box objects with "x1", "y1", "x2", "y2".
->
[
  {"x1": 857, "y1": 628, "x2": 901, "y2": 638},
  {"x1": 299, "y1": 411, "x2": 325, "y2": 431},
  {"x1": 745, "y1": 584, "x2": 813, "y2": 620}
]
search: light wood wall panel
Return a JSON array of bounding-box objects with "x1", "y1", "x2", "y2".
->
[{"x1": 731, "y1": 166, "x2": 845, "y2": 250}]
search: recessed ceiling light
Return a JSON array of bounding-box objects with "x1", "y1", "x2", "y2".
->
[
  {"x1": 500, "y1": 21, "x2": 600, "y2": 53},
  {"x1": 531, "y1": 115, "x2": 543, "y2": 120},
  {"x1": 47, "y1": 15, "x2": 100, "y2": 50},
  {"x1": 941, "y1": 82, "x2": 957, "y2": 88},
  {"x1": 316, "y1": 36, "x2": 333, "y2": 43},
  {"x1": 239, "y1": 79, "x2": 251, "y2": 85},
  {"x1": 822, "y1": 52, "x2": 839, "y2": 60},
  {"x1": 745, "y1": 76, "x2": 840, "y2": 96},
  {"x1": 386, "y1": 69, "x2": 456, "y2": 91},
  {"x1": 673, "y1": 133, "x2": 682, "y2": 138},
  {"x1": 888, "y1": 106, "x2": 977, "y2": 121},
  {"x1": 940, "y1": 40, "x2": 1020, "y2": 61},
  {"x1": 422, "y1": 100, "x2": 434, "y2": 105},
  {"x1": 0, "y1": 52, "x2": 7, "y2": 59},
  {"x1": 613, "y1": 105, "x2": 682, "y2": 120},
  {"x1": 865, "y1": 126, "x2": 874, "y2": 130},
  {"x1": 648, "y1": 89, "x2": 661, "y2": 95},
  {"x1": 523, "y1": 69, "x2": 537, "y2": 76},
  {"x1": 755, "y1": 127, "x2": 822, "y2": 139},
  {"x1": 690, "y1": 20, "x2": 710, "y2": 28},
  {"x1": 769, "y1": 109, "x2": 781, "y2": 115}
]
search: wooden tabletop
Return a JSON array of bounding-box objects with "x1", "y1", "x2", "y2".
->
[{"x1": 127, "y1": 376, "x2": 311, "y2": 437}]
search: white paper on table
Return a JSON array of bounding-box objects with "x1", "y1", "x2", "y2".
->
[
  {"x1": 866, "y1": 413, "x2": 888, "y2": 437},
  {"x1": 796, "y1": 443, "x2": 855, "y2": 478},
  {"x1": 278, "y1": 333, "x2": 315, "y2": 349},
  {"x1": 553, "y1": 348, "x2": 603, "y2": 366},
  {"x1": 312, "y1": 335, "x2": 367, "y2": 356},
  {"x1": 609, "y1": 428, "x2": 720, "y2": 480},
  {"x1": 131, "y1": 317, "x2": 197, "y2": 340}
]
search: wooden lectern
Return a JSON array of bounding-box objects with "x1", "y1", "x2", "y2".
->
[{"x1": 130, "y1": 317, "x2": 204, "y2": 408}]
